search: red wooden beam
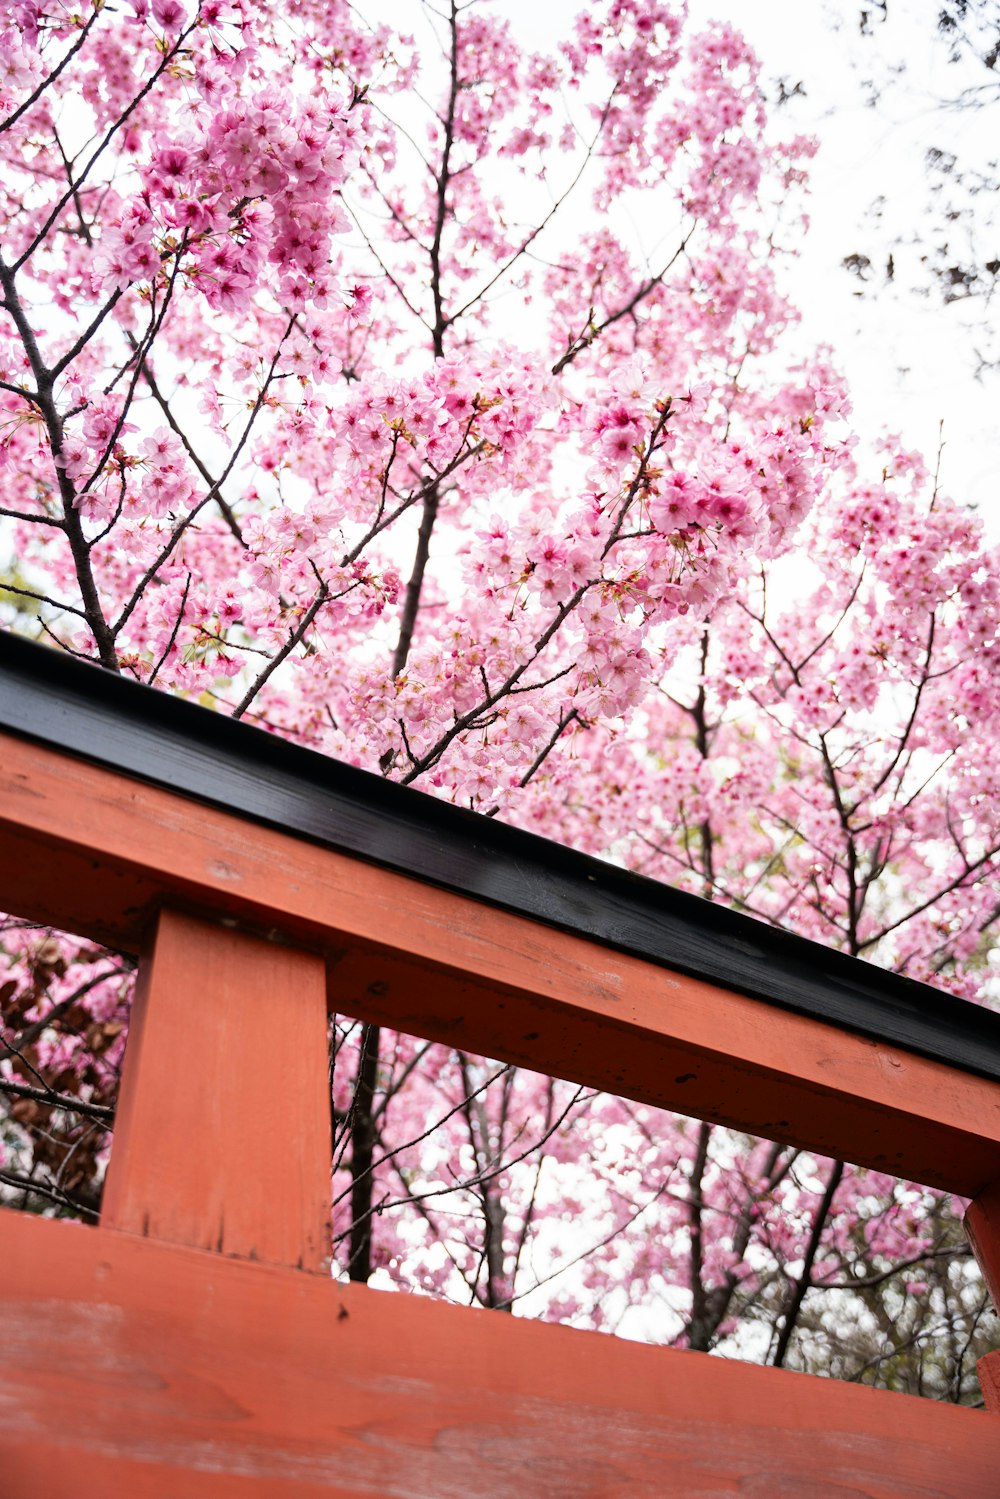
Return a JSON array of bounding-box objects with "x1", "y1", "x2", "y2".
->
[
  {"x1": 3, "y1": 731, "x2": 1000, "y2": 1195},
  {"x1": 2, "y1": 1212, "x2": 999, "y2": 1499}
]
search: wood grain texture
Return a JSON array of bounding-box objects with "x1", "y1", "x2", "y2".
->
[
  {"x1": 978, "y1": 1352, "x2": 1000, "y2": 1415},
  {"x1": 4, "y1": 734, "x2": 1000, "y2": 1196},
  {"x1": 100, "y1": 909, "x2": 331, "y2": 1270},
  {"x1": 966, "y1": 1179, "x2": 1000, "y2": 1314},
  {"x1": 2, "y1": 1213, "x2": 999, "y2": 1499}
]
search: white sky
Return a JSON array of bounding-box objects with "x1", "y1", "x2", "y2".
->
[
  {"x1": 709, "y1": 0, "x2": 999, "y2": 530},
  {"x1": 501, "y1": 0, "x2": 999, "y2": 532}
]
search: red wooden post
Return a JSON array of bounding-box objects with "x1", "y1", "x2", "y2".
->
[
  {"x1": 966, "y1": 1180, "x2": 1000, "y2": 1414},
  {"x1": 100, "y1": 907, "x2": 331, "y2": 1271},
  {"x1": 966, "y1": 1179, "x2": 1000, "y2": 1309},
  {"x1": 978, "y1": 1352, "x2": 1000, "y2": 1416}
]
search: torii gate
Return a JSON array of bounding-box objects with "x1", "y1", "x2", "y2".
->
[{"x1": 1, "y1": 630, "x2": 999, "y2": 1497}]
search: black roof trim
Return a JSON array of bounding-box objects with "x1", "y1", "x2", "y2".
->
[{"x1": 3, "y1": 631, "x2": 999, "y2": 1081}]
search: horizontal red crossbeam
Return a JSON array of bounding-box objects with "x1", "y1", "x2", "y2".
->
[
  {"x1": 4, "y1": 729, "x2": 1000, "y2": 1196},
  {"x1": 2, "y1": 1212, "x2": 998, "y2": 1499}
]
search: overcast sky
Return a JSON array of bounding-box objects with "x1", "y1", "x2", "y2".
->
[
  {"x1": 711, "y1": 0, "x2": 999, "y2": 529},
  {"x1": 501, "y1": 0, "x2": 1000, "y2": 531}
]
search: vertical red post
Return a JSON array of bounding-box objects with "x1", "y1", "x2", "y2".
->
[
  {"x1": 978, "y1": 1352, "x2": 1000, "y2": 1416},
  {"x1": 101, "y1": 907, "x2": 331, "y2": 1271},
  {"x1": 966, "y1": 1181, "x2": 1000, "y2": 1415},
  {"x1": 966, "y1": 1181, "x2": 1000, "y2": 1309}
]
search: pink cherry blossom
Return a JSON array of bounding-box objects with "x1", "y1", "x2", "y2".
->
[{"x1": 0, "y1": 0, "x2": 995, "y2": 1403}]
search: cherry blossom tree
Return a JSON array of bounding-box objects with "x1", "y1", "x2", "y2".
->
[{"x1": 1, "y1": 0, "x2": 997, "y2": 1400}]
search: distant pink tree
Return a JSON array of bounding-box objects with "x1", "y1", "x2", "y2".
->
[{"x1": 1, "y1": 0, "x2": 997, "y2": 1396}]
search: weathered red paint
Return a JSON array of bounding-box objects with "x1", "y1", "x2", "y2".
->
[
  {"x1": 978, "y1": 1351, "x2": 1000, "y2": 1415},
  {"x1": 3, "y1": 1212, "x2": 1000, "y2": 1498}
]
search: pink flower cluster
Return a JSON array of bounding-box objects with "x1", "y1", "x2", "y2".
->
[{"x1": 97, "y1": 79, "x2": 363, "y2": 313}]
